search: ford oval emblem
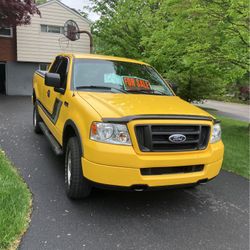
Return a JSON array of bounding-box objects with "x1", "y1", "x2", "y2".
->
[{"x1": 169, "y1": 134, "x2": 186, "y2": 143}]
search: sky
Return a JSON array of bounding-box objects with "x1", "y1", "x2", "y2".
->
[{"x1": 61, "y1": 0, "x2": 99, "y2": 21}]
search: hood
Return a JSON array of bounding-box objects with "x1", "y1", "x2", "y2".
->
[{"x1": 77, "y1": 92, "x2": 212, "y2": 119}]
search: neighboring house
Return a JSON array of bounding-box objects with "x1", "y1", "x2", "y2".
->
[{"x1": 0, "y1": 0, "x2": 91, "y2": 96}]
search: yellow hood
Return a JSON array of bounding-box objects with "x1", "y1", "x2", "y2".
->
[{"x1": 77, "y1": 92, "x2": 212, "y2": 119}]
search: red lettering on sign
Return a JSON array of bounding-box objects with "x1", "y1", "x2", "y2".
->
[
  {"x1": 124, "y1": 77, "x2": 136, "y2": 88},
  {"x1": 123, "y1": 76, "x2": 151, "y2": 91}
]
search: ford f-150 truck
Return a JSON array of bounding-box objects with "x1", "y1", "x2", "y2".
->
[{"x1": 32, "y1": 53, "x2": 224, "y2": 199}]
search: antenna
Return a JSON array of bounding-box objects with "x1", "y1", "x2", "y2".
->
[{"x1": 63, "y1": 19, "x2": 93, "y2": 53}]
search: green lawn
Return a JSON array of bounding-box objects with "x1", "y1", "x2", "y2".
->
[
  {"x1": 0, "y1": 150, "x2": 31, "y2": 250},
  {"x1": 217, "y1": 115, "x2": 249, "y2": 179},
  {"x1": 198, "y1": 107, "x2": 249, "y2": 179}
]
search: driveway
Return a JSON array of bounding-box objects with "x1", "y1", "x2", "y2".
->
[
  {"x1": 196, "y1": 100, "x2": 249, "y2": 122},
  {"x1": 0, "y1": 96, "x2": 249, "y2": 250}
]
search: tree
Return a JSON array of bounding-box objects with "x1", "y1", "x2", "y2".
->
[
  {"x1": 90, "y1": 0, "x2": 249, "y2": 101},
  {"x1": 78, "y1": 10, "x2": 89, "y2": 19},
  {"x1": 140, "y1": 0, "x2": 249, "y2": 100},
  {"x1": 78, "y1": 5, "x2": 91, "y2": 19},
  {"x1": 0, "y1": 0, "x2": 40, "y2": 28},
  {"x1": 90, "y1": 0, "x2": 118, "y2": 17}
]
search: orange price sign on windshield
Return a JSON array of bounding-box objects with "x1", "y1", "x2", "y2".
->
[{"x1": 123, "y1": 76, "x2": 151, "y2": 91}]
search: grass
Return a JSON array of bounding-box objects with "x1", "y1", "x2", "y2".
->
[
  {"x1": 0, "y1": 150, "x2": 31, "y2": 250},
  {"x1": 199, "y1": 110, "x2": 249, "y2": 179},
  {"x1": 198, "y1": 106, "x2": 249, "y2": 178},
  {"x1": 218, "y1": 115, "x2": 249, "y2": 179}
]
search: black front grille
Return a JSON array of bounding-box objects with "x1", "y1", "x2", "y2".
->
[
  {"x1": 135, "y1": 124, "x2": 210, "y2": 152},
  {"x1": 141, "y1": 165, "x2": 204, "y2": 175}
]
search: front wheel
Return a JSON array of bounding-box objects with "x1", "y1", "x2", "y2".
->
[{"x1": 65, "y1": 137, "x2": 92, "y2": 199}]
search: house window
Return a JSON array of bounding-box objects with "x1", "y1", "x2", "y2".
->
[
  {"x1": 39, "y1": 63, "x2": 49, "y2": 71},
  {"x1": 0, "y1": 27, "x2": 13, "y2": 37},
  {"x1": 41, "y1": 25, "x2": 64, "y2": 34}
]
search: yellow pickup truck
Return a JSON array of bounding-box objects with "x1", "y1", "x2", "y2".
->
[{"x1": 32, "y1": 53, "x2": 224, "y2": 199}]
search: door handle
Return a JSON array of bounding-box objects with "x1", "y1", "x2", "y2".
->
[{"x1": 47, "y1": 90, "x2": 50, "y2": 97}]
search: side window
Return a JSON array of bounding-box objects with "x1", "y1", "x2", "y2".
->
[
  {"x1": 39, "y1": 63, "x2": 49, "y2": 71},
  {"x1": 55, "y1": 57, "x2": 69, "y2": 89}
]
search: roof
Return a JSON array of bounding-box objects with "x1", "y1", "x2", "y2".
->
[
  {"x1": 70, "y1": 53, "x2": 150, "y2": 65},
  {"x1": 38, "y1": 0, "x2": 92, "y2": 25}
]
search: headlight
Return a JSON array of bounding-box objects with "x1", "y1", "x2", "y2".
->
[
  {"x1": 90, "y1": 122, "x2": 132, "y2": 145},
  {"x1": 210, "y1": 123, "x2": 221, "y2": 143}
]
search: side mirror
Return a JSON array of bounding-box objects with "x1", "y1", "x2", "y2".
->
[
  {"x1": 45, "y1": 73, "x2": 61, "y2": 88},
  {"x1": 168, "y1": 82, "x2": 178, "y2": 93},
  {"x1": 164, "y1": 79, "x2": 178, "y2": 93},
  {"x1": 166, "y1": 81, "x2": 178, "y2": 93}
]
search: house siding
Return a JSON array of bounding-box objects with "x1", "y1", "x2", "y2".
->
[
  {"x1": 0, "y1": 28, "x2": 17, "y2": 61},
  {"x1": 16, "y1": 1, "x2": 91, "y2": 63}
]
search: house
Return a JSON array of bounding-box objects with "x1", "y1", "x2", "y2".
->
[{"x1": 0, "y1": 0, "x2": 91, "y2": 96}]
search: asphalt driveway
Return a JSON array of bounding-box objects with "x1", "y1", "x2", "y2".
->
[
  {"x1": 0, "y1": 96, "x2": 249, "y2": 250},
  {"x1": 196, "y1": 100, "x2": 249, "y2": 122}
]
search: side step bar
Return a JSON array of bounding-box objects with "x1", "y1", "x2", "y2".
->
[{"x1": 39, "y1": 122, "x2": 63, "y2": 155}]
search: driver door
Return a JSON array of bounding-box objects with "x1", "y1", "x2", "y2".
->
[
  {"x1": 43, "y1": 56, "x2": 61, "y2": 114},
  {"x1": 42, "y1": 56, "x2": 69, "y2": 139}
]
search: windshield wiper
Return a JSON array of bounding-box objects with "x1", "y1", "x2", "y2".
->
[
  {"x1": 125, "y1": 89, "x2": 167, "y2": 95},
  {"x1": 151, "y1": 89, "x2": 168, "y2": 95},
  {"x1": 76, "y1": 85, "x2": 127, "y2": 93},
  {"x1": 76, "y1": 85, "x2": 167, "y2": 95}
]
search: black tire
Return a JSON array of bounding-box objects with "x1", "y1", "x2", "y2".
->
[
  {"x1": 185, "y1": 184, "x2": 199, "y2": 189},
  {"x1": 33, "y1": 104, "x2": 42, "y2": 134},
  {"x1": 65, "y1": 137, "x2": 92, "y2": 199}
]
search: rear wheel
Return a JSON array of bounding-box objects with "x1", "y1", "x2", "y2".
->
[
  {"x1": 33, "y1": 104, "x2": 42, "y2": 134},
  {"x1": 65, "y1": 137, "x2": 92, "y2": 199}
]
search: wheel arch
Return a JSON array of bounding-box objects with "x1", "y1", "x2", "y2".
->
[
  {"x1": 32, "y1": 89, "x2": 36, "y2": 104},
  {"x1": 63, "y1": 120, "x2": 83, "y2": 156}
]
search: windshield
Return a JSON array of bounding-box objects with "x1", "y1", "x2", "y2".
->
[{"x1": 73, "y1": 59, "x2": 173, "y2": 96}]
